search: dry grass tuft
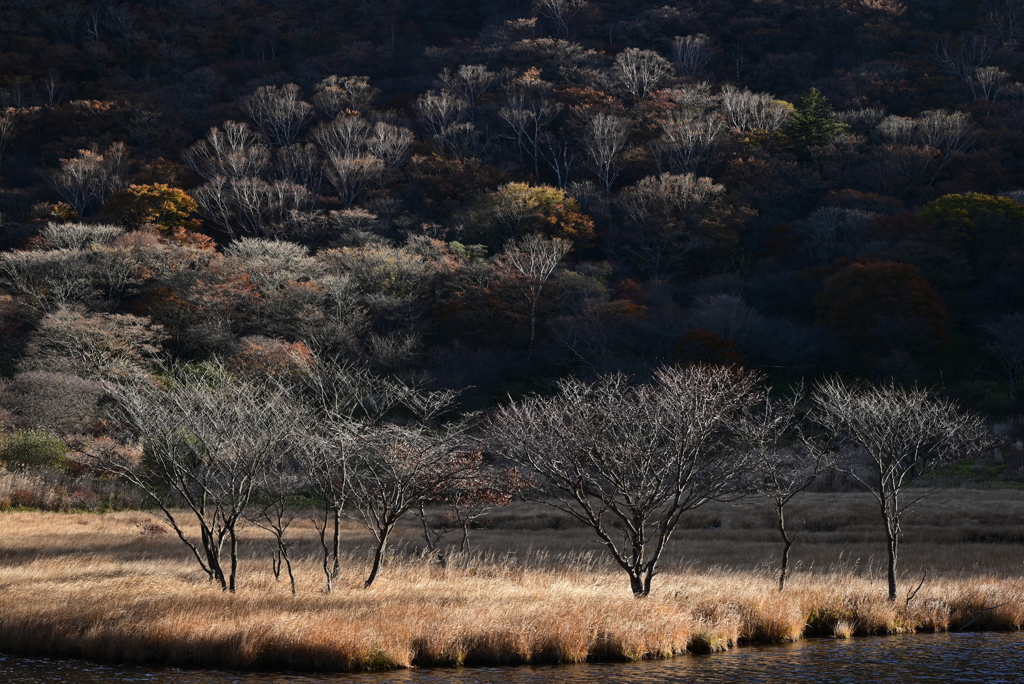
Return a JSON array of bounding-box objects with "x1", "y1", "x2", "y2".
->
[{"x1": 833, "y1": 620, "x2": 855, "y2": 639}]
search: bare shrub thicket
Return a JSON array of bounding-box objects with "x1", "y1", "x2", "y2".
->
[{"x1": 21, "y1": 309, "x2": 165, "y2": 379}]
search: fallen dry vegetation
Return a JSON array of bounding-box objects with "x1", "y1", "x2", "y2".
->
[{"x1": 0, "y1": 491, "x2": 1023, "y2": 673}]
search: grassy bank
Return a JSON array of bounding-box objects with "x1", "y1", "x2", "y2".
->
[{"x1": 0, "y1": 492, "x2": 1023, "y2": 672}]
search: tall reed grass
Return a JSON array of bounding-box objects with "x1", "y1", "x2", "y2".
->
[{"x1": 0, "y1": 508, "x2": 1021, "y2": 673}]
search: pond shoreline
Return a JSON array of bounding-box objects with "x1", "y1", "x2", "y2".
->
[
  {"x1": 2, "y1": 628, "x2": 1024, "y2": 676},
  {"x1": 3, "y1": 631, "x2": 1024, "y2": 683}
]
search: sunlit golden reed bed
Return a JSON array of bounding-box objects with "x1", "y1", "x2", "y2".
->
[{"x1": 1, "y1": 494, "x2": 1023, "y2": 673}]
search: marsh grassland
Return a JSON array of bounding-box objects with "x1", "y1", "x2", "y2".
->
[{"x1": 1, "y1": 490, "x2": 1023, "y2": 672}]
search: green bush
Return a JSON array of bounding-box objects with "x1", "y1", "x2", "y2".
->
[{"x1": 0, "y1": 430, "x2": 69, "y2": 471}]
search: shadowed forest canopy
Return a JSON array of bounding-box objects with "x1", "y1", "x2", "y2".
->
[{"x1": 0, "y1": 0, "x2": 1023, "y2": 413}]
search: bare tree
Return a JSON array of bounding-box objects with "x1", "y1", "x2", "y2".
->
[
  {"x1": 0, "y1": 114, "x2": 15, "y2": 176},
  {"x1": 933, "y1": 34, "x2": 992, "y2": 83},
  {"x1": 876, "y1": 110, "x2": 975, "y2": 186},
  {"x1": 0, "y1": 249, "x2": 95, "y2": 311},
  {"x1": 193, "y1": 176, "x2": 312, "y2": 238},
  {"x1": 794, "y1": 207, "x2": 877, "y2": 265},
  {"x1": 671, "y1": 34, "x2": 713, "y2": 79},
  {"x1": 275, "y1": 143, "x2": 323, "y2": 193},
  {"x1": 617, "y1": 172, "x2": 723, "y2": 224},
  {"x1": 985, "y1": 312, "x2": 1024, "y2": 399},
  {"x1": 581, "y1": 113, "x2": 630, "y2": 192},
  {"x1": 183, "y1": 121, "x2": 271, "y2": 181},
  {"x1": 349, "y1": 389, "x2": 479, "y2": 588},
  {"x1": 616, "y1": 172, "x2": 724, "y2": 278},
  {"x1": 499, "y1": 234, "x2": 573, "y2": 357},
  {"x1": 313, "y1": 113, "x2": 412, "y2": 171},
  {"x1": 247, "y1": 462, "x2": 305, "y2": 594},
  {"x1": 540, "y1": 131, "x2": 578, "y2": 188},
  {"x1": 50, "y1": 144, "x2": 129, "y2": 216},
  {"x1": 438, "y1": 65, "x2": 497, "y2": 115},
  {"x1": 324, "y1": 156, "x2": 384, "y2": 207},
  {"x1": 415, "y1": 89, "x2": 468, "y2": 138},
  {"x1": 838, "y1": 107, "x2": 887, "y2": 135},
  {"x1": 876, "y1": 115, "x2": 915, "y2": 145},
  {"x1": 500, "y1": 80, "x2": 564, "y2": 178},
  {"x1": 366, "y1": 122, "x2": 414, "y2": 168},
  {"x1": 491, "y1": 365, "x2": 762, "y2": 597},
  {"x1": 536, "y1": 0, "x2": 589, "y2": 37},
  {"x1": 720, "y1": 85, "x2": 791, "y2": 133},
  {"x1": 654, "y1": 112, "x2": 726, "y2": 174},
  {"x1": 294, "y1": 367, "x2": 400, "y2": 593},
  {"x1": 414, "y1": 90, "x2": 472, "y2": 155},
  {"x1": 984, "y1": 3, "x2": 1023, "y2": 50},
  {"x1": 416, "y1": 465, "x2": 520, "y2": 563},
  {"x1": 614, "y1": 48, "x2": 673, "y2": 101},
  {"x1": 242, "y1": 84, "x2": 314, "y2": 147},
  {"x1": 810, "y1": 379, "x2": 989, "y2": 601},
  {"x1": 971, "y1": 66, "x2": 1010, "y2": 102},
  {"x1": 95, "y1": 364, "x2": 302, "y2": 592},
  {"x1": 312, "y1": 75, "x2": 380, "y2": 118},
  {"x1": 915, "y1": 110, "x2": 976, "y2": 158},
  {"x1": 312, "y1": 114, "x2": 372, "y2": 159},
  {"x1": 0, "y1": 371, "x2": 103, "y2": 435},
  {"x1": 300, "y1": 430, "x2": 354, "y2": 594},
  {"x1": 739, "y1": 390, "x2": 828, "y2": 590}
]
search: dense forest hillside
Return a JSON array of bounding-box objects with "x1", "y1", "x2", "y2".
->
[{"x1": 0, "y1": 0, "x2": 1023, "y2": 415}]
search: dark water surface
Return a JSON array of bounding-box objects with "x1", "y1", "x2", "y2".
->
[{"x1": 1, "y1": 632, "x2": 1022, "y2": 683}]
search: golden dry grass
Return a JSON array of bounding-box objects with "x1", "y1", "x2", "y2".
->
[{"x1": 0, "y1": 490, "x2": 1022, "y2": 673}]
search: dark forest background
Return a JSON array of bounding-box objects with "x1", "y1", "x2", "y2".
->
[{"x1": 1, "y1": 0, "x2": 1023, "y2": 418}]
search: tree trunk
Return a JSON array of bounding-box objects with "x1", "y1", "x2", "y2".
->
[
  {"x1": 201, "y1": 526, "x2": 227, "y2": 591},
  {"x1": 532, "y1": 138, "x2": 541, "y2": 179},
  {"x1": 642, "y1": 567, "x2": 654, "y2": 597},
  {"x1": 318, "y1": 518, "x2": 333, "y2": 594},
  {"x1": 880, "y1": 493, "x2": 899, "y2": 602},
  {"x1": 417, "y1": 503, "x2": 436, "y2": 552},
  {"x1": 282, "y1": 543, "x2": 296, "y2": 595},
  {"x1": 779, "y1": 538, "x2": 794, "y2": 591},
  {"x1": 314, "y1": 506, "x2": 333, "y2": 593},
  {"x1": 364, "y1": 524, "x2": 392, "y2": 589},
  {"x1": 528, "y1": 296, "x2": 538, "y2": 359},
  {"x1": 228, "y1": 525, "x2": 238, "y2": 593},
  {"x1": 886, "y1": 530, "x2": 899, "y2": 602},
  {"x1": 629, "y1": 571, "x2": 646, "y2": 597},
  {"x1": 778, "y1": 503, "x2": 794, "y2": 591},
  {"x1": 272, "y1": 544, "x2": 282, "y2": 580},
  {"x1": 331, "y1": 506, "x2": 342, "y2": 579}
]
